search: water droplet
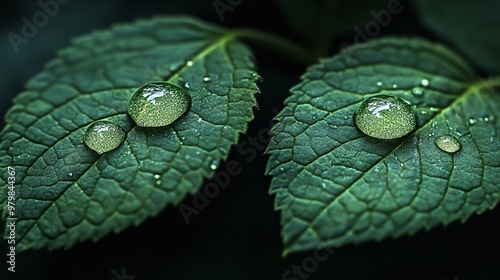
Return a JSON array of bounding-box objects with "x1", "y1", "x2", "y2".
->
[
  {"x1": 184, "y1": 82, "x2": 190, "y2": 89},
  {"x1": 203, "y1": 76, "x2": 211, "y2": 82},
  {"x1": 376, "y1": 81, "x2": 383, "y2": 87},
  {"x1": 128, "y1": 82, "x2": 191, "y2": 127},
  {"x1": 469, "y1": 118, "x2": 477, "y2": 125},
  {"x1": 84, "y1": 121, "x2": 125, "y2": 154},
  {"x1": 155, "y1": 180, "x2": 161, "y2": 186},
  {"x1": 392, "y1": 84, "x2": 398, "y2": 89},
  {"x1": 209, "y1": 159, "x2": 219, "y2": 170},
  {"x1": 421, "y1": 79, "x2": 430, "y2": 87},
  {"x1": 354, "y1": 95, "x2": 416, "y2": 139},
  {"x1": 154, "y1": 174, "x2": 160, "y2": 179},
  {"x1": 435, "y1": 134, "x2": 461, "y2": 153},
  {"x1": 411, "y1": 87, "x2": 425, "y2": 96},
  {"x1": 420, "y1": 110, "x2": 428, "y2": 115},
  {"x1": 69, "y1": 172, "x2": 73, "y2": 177},
  {"x1": 186, "y1": 61, "x2": 193, "y2": 67}
]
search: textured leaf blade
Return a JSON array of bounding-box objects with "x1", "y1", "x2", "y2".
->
[
  {"x1": 0, "y1": 16, "x2": 260, "y2": 251},
  {"x1": 266, "y1": 37, "x2": 500, "y2": 254}
]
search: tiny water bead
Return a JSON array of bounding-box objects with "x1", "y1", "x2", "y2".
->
[
  {"x1": 128, "y1": 82, "x2": 191, "y2": 127},
  {"x1": 421, "y1": 78, "x2": 430, "y2": 87},
  {"x1": 354, "y1": 95, "x2": 416, "y2": 139},
  {"x1": 434, "y1": 134, "x2": 461, "y2": 153},
  {"x1": 209, "y1": 159, "x2": 219, "y2": 170},
  {"x1": 84, "y1": 121, "x2": 125, "y2": 154},
  {"x1": 411, "y1": 87, "x2": 425, "y2": 96}
]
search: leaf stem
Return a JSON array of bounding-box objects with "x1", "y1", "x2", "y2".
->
[{"x1": 231, "y1": 28, "x2": 318, "y2": 67}]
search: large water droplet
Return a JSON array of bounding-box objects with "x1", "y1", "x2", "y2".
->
[
  {"x1": 84, "y1": 121, "x2": 125, "y2": 154},
  {"x1": 435, "y1": 134, "x2": 461, "y2": 153},
  {"x1": 128, "y1": 82, "x2": 191, "y2": 127},
  {"x1": 209, "y1": 159, "x2": 219, "y2": 170},
  {"x1": 354, "y1": 95, "x2": 416, "y2": 139}
]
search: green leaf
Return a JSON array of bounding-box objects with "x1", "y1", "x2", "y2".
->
[
  {"x1": 266, "y1": 37, "x2": 500, "y2": 255},
  {"x1": 416, "y1": 0, "x2": 500, "y2": 73},
  {"x1": 0, "y1": 16, "x2": 260, "y2": 251}
]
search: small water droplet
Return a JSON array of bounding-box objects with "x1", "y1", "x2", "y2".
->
[
  {"x1": 155, "y1": 180, "x2": 161, "y2": 185},
  {"x1": 392, "y1": 84, "x2": 398, "y2": 89},
  {"x1": 354, "y1": 95, "x2": 416, "y2": 139},
  {"x1": 321, "y1": 182, "x2": 326, "y2": 189},
  {"x1": 186, "y1": 61, "x2": 193, "y2": 67},
  {"x1": 84, "y1": 121, "x2": 125, "y2": 154},
  {"x1": 376, "y1": 81, "x2": 383, "y2": 87},
  {"x1": 411, "y1": 87, "x2": 425, "y2": 96},
  {"x1": 184, "y1": 82, "x2": 190, "y2": 89},
  {"x1": 435, "y1": 134, "x2": 461, "y2": 153},
  {"x1": 203, "y1": 76, "x2": 211, "y2": 82},
  {"x1": 154, "y1": 174, "x2": 160, "y2": 179},
  {"x1": 421, "y1": 78, "x2": 430, "y2": 87},
  {"x1": 69, "y1": 172, "x2": 73, "y2": 177},
  {"x1": 128, "y1": 82, "x2": 191, "y2": 127},
  {"x1": 420, "y1": 110, "x2": 428, "y2": 115},
  {"x1": 469, "y1": 118, "x2": 477, "y2": 125},
  {"x1": 209, "y1": 159, "x2": 219, "y2": 170}
]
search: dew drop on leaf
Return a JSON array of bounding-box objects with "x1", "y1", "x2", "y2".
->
[
  {"x1": 411, "y1": 87, "x2": 425, "y2": 96},
  {"x1": 128, "y1": 82, "x2": 191, "y2": 127},
  {"x1": 209, "y1": 159, "x2": 219, "y2": 170},
  {"x1": 469, "y1": 118, "x2": 477, "y2": 125},
  {"x1": 354, "y1": 95, "x2": 416, "y2": 139},
  {"x1": 421, "y1": 78, "x2": 430, "y2": 87},
  {"x1": 434, "y1": 134, "x2": 461, "y2": 153},
  {"x1": 186, "y1": 60, "x2": 194, "y2": 67},
  {"x1": 84, "y1": 121, "x2": 125, "y2": 154},
  {"x1": 376, "y1": 81, "x2": 383, "y2": 87},
  {"x1": 203, "y1": 76, "x2": 211, "y2": 82},
  {"x1": 154, "y1": 174, "x2": 160, "y2": 179}
]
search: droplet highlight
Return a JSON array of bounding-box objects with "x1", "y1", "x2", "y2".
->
[
  {"x1": 128, "y1": 82, "x2": 191, "y2": 127},
  {"x1": 435, "y1": 134, "x2": 461, "y2": 153},
  {"x1": 421, "y1": 78, "x2": 430, "y2": 87},
  {"x1": 84, "y1": 121, "x2": 125, "y2": 154},
  {"x1": 411, "y1": 87, "x2": 425, "y2": 96},
  {"x1": 354, "y1": 95, "x2": 416, "y2": 139},
  {"x1": 209, "y1": 159, "x2": 219, "y2": 170}
]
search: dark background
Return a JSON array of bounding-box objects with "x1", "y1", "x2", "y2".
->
[{"x1": 1, "y1": 0, "x2": 499, "y2": 279}]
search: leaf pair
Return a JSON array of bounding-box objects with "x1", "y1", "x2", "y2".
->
[{"x1": 1, "y1": 15, "x2": 499, "y2": 255}]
